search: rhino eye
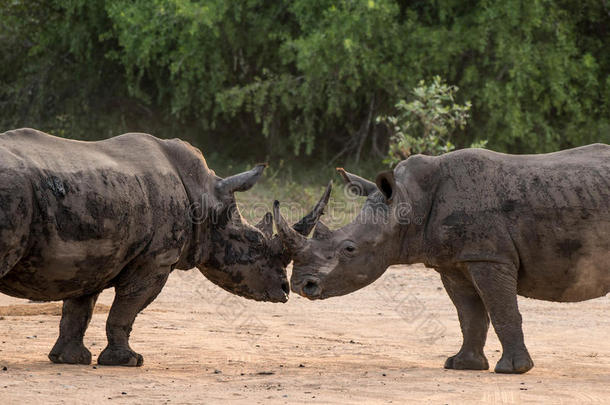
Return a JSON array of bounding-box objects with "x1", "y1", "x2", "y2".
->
[{"x1": 339, "y1": 241, "x2": 358, "y2": 258}]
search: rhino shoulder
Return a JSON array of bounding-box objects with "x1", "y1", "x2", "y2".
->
[
  {"x1": 155, "y1": 138, "x2": 216, "y2": 204},
  {"x1": 394, "y1": 154, "x2": 442, "y2": 194}
]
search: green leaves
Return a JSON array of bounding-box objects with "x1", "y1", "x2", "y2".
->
[
  {"x1": 1, "y1": 0, "x2": 608, "y2": 156},
  {"x1": 380, "y1": 76, "x2": 479, "y2": 165}
]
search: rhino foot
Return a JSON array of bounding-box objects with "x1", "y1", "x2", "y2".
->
[
  {"x1": 98, "y1": 346, "x2": 143, "y2": 367},
  {"x1": 48, "y1": 341, "x2": 92, "y2": 365},
  {"x1": 494, "y1": 349, "x2": 534, "y2": 374},
  {"x1": 444, "y1": 350, "x2": 489, "y2": 370}
]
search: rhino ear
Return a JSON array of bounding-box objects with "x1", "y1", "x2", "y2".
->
[
  {"x1": 255, "y1": 212, "x2": 273, "y2": 238},
  {"x1": 336, "y1": 168, "x2": 377, "y2": 196},
  {"x1": 375, "y1": 170, "x2": 395, "y2": 202},
  {"x1": 216, "y1": 163, "x2": 267, "y2": 195},
  {"x1": 312, "y1": 221, "x2": 332, "y2": 240}
]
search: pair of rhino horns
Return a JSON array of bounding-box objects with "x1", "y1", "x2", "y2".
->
[
  {"x1": 214, "y1": 163, "x2": 335, "y2": 242},
  {"x1": 274, "y1": 167, "x2": 391, "y2": 250},
  {"x1": 250, "y1": 178, "x2": 333, "y2": 242},
  {"x1": 272, "y1": 166, "x2": 398, "y2": 250},
  {"x1": 273, "y1": 181, "x2": 333, "y2": 250}
]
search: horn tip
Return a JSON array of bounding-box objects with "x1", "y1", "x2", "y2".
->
[{"x1": 336, "y1": 168, "x2": 350, "y2": 182}]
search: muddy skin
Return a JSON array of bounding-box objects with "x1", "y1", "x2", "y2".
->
[
  {"x1": 0, "y1": 128, "x2": 325, "y2": 367},
  {"x1": 278, "y1": 144, "x2": 610, "y2": 374}
]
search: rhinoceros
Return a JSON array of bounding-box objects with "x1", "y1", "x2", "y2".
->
[
  {"x1": 0, "y1": 128, "x2": 327, "y2": 366},
  {"x1": 274, "y1": 144, "x2": 610, "y2": 374}
]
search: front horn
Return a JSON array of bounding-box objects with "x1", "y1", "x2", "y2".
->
[
  {"x1": 292, "y1": 181, "x2": 332, "y2": 236},
  {"x1": 273, "y1": 201, "x2": 306, "y2": 253},
  {"x1": 273, "y1": 181, "x2": 333, "y2": 252}
]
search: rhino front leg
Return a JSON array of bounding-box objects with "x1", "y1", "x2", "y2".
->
[
  {"x1": 467, "y1": 262, "x2": 534, "y2": 374},
  {"x1": 49, "y1": 293, "x2": 99, "y2": 364},
  {"x1": 441, "y1": 271, "x2": 489, "y2": 370},
  {"x1": 98, "y1": 266, "x2": 170, "y2": 367}
]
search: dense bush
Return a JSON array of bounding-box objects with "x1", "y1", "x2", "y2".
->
[{"x1": 1, "y1": 0, "x2": 608, "y2": 161}]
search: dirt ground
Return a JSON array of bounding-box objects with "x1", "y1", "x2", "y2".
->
[{"x1": 0, "y1": 264, "x2": 608, "y2": 404}]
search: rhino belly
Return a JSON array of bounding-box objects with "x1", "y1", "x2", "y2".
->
[
  {"x1": 0, "y1": 235, "x2": 148, "y2": 300},
  {"x1": 516, "y1": 233, "x2": 610, "y2": 302},
  {"x1": 517, "y1": 264, "x2": 609, "y2": 302}
]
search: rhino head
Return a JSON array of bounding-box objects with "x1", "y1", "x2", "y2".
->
[
  {"x1": 274, "y1": 168, "x2": 414, "y2": 300},
  {"x1": 192, "y1": 164, "x2": 330, "y2": 303}
]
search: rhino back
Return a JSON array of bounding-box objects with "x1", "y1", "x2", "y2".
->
[
  {"x1": 0, "y1": 129, "x2": 193, "y2": 300},
  {"x1": 422, "y1": 145, "x2": 610, "y2": 302}
]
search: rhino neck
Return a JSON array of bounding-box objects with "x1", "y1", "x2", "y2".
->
[
  {"x1": 176, "y1": 214, "x2": 213, "y2": 270},
  {"x1": 389, "y1": 154, "x2": 441, "y2": 265},
  {"x1": 396, "y1": 220, "x2": 428, "y2": 265},
  {"x1": 394, "y1": 186, "x2": 437, "y2": 266},
  {"x1": 162, "y1": 138, "x2": 216, "y2": 270}
]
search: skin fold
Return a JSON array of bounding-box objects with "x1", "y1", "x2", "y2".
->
[
  {"x1": 0, "y1": 128, "x2": 327, "y2": 367},
  {"x1": 276, "y1": 144, "x2": 610, "y2": 374}
]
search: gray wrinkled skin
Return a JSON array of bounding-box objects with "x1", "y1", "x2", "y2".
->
[
  {"x1": 280, "y1": 144, "x2": 610, "y2": 374},
  {"x1": 0, "y1": 128, "x2": 290, "y2": 367}
]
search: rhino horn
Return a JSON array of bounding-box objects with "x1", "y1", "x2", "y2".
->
[
  {"x1": 216, "y1": 163, "x2": 267, "y2": 195},
  {"x1": 273, "y1": 200, "x2": 306, "y2": 252},
  {"x1": 336, "y1": 167, "x2": 377, "y2": 196},
  {"x1": 292, "y1": 181, "x2": 333, "y2": 236},
  {"x1": 255, "y1": 212, "x2": 273, "y2": 238},
  {"x1": 312, "y1": 221, "x2": 332, "y2": 240}
]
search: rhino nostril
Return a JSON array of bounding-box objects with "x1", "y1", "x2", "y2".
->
[
  {"x1": 303, "y1": 280, "x2": 320, "y2": 296},
  {"x1": 281, "y1": 282, "x2": 289, "y2": 295}
]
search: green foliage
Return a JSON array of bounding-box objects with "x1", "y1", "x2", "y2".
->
[
  {"x1": 0, "y1": 0, "x2": 123, "y2": 139},
  {"x1": 1, "y1": 0, "x2": 609, "y2": 159},
  {"x1": 380, "y1": 76, "x2": 481, "y2": 165}
]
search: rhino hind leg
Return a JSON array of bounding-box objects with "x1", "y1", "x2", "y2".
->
[
  {"x1": 49, "y1": 293, "x2": 99, "y2": 365},
  {"x1": 98, "y1": 263, "x2": 170, "y2": 367},
  {"x1": 467, "y1": 262, "x2": 534, "y2": 374},
  {"x1": 440, "y1": 271, "x2": 489, "y2": 370}
]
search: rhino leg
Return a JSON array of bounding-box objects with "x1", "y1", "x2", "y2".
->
[
  {"x1": 441, "y1": 271, "x2": 489, "y2": 370},
  {"x1": 98, "y1": 264, "x2": 170, "y2": 367},
  {"x1": 48, "y1": 293, "x2": 99, "y2": 365},
  {"x1": 467, "y1": 262, "x2": 534, "y2": 374}
]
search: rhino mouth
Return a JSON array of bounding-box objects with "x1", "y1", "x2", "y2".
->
[
  {"x1": 254, "y1": 292, "x2": 288, "y2": 303},
  {"x1": 271, "y1": 292, "x2": 289, "y2": 303},
  {"x1": 263, "y1": 282, "x2": 289, "y2": 303}
]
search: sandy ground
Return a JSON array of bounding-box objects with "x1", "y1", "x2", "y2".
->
[{"x1": 0, "y1": 264, "x2": 608, "y2": 404}]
